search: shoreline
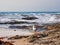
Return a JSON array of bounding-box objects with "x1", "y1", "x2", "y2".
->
[
  {"x1": 0, "y1": 23, "x2": 60, "y2": 45},
  {"x1": 0, "y1": 28, "x2": 34, "y2": 37}
]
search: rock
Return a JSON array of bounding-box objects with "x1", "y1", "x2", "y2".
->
[
  {"x1": 22, "y1": 17, "x2": 38, "y2": 20},
  {"x1": 0, "y1": 41, "x2": 14, "y2": 45},
  {"x1": 8, "y1": 35, "x2": 29, "y2": 40},
  {"x1": 27, "y1": 32, "x2": 48, "y2": 43},
  {"x1": 26, "y1": 23, "x2": 60, "y2": 45}
]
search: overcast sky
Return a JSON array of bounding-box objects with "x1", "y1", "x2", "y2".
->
[{"x1": 0, "y1": 0, "x2": 60, "y2": 12}]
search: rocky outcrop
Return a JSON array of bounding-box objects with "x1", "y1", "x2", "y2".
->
[
  {"x1": 22, "y1": 16, "x2": 38, "y2": 20},
  {"x1": 26, "y1": 23, "x2": 60, "y2": 45},
  {"x1": 0, "y1": 41, "x2": 14, "y2": 45},
  {"x1": 8, "y1": 35, "x2": 29, "y2": 40}
]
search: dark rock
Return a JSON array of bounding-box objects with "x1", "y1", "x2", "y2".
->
[
  {"x1": 22, "y1": 17, "x2": 38, "y2": 20},
  {"x1": 8, "y1": 35, "x2": 29, "y2": 40}
]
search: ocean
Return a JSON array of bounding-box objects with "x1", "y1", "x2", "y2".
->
[
  {"x1": 0, "y1": 12, "x2": 60, "y2": 29},
  {"x1": 0, "y1": 12, "x2": 60, "y2": 23},
  {"x1": 0, "y1": 12, "x2": 60, "y2": 37}
]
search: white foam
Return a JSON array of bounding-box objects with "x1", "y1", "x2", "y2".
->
[
  {"x1": 35, "y1": 14, "x2": 60, "y2": 24},
  {"x1": 0, "y1": 13, "x2": 60, "y2": 24},
  {"x1": 0, "y1": 28, "x2": 34, "y2": 37}
]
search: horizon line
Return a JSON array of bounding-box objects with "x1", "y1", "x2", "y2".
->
[{"x1": 0, "y1": 11, "x2": 60, "y2": 13}]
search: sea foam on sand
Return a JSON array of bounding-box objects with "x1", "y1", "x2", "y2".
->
[{"x1": 0, "y1": 28, "x2": 34, "y2": 37}]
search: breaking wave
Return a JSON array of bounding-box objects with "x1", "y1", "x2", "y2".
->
[{"x1": 0, "y1": 12, "x2": 60, "y2": 24}]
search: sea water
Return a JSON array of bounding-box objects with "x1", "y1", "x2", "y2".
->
[
  {"x1": 0, "y1": 12, "x2": 60, "y2": 37},
  {"x1": 0, "y1": 12, "x2": 60, "y2": 28}
]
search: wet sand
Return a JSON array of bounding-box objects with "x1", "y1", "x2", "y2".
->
[{"x1": 0, "y1": 28, "x2": 34, "y2": 37}]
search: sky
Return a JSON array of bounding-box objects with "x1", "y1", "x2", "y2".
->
[{"x1": 0, "y1": 0, "x2": 60, "y2": 12}]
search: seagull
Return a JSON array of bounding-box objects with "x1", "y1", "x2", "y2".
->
[{"x1": 32, "y1": 25, "x2": 36, "y2": 32}]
